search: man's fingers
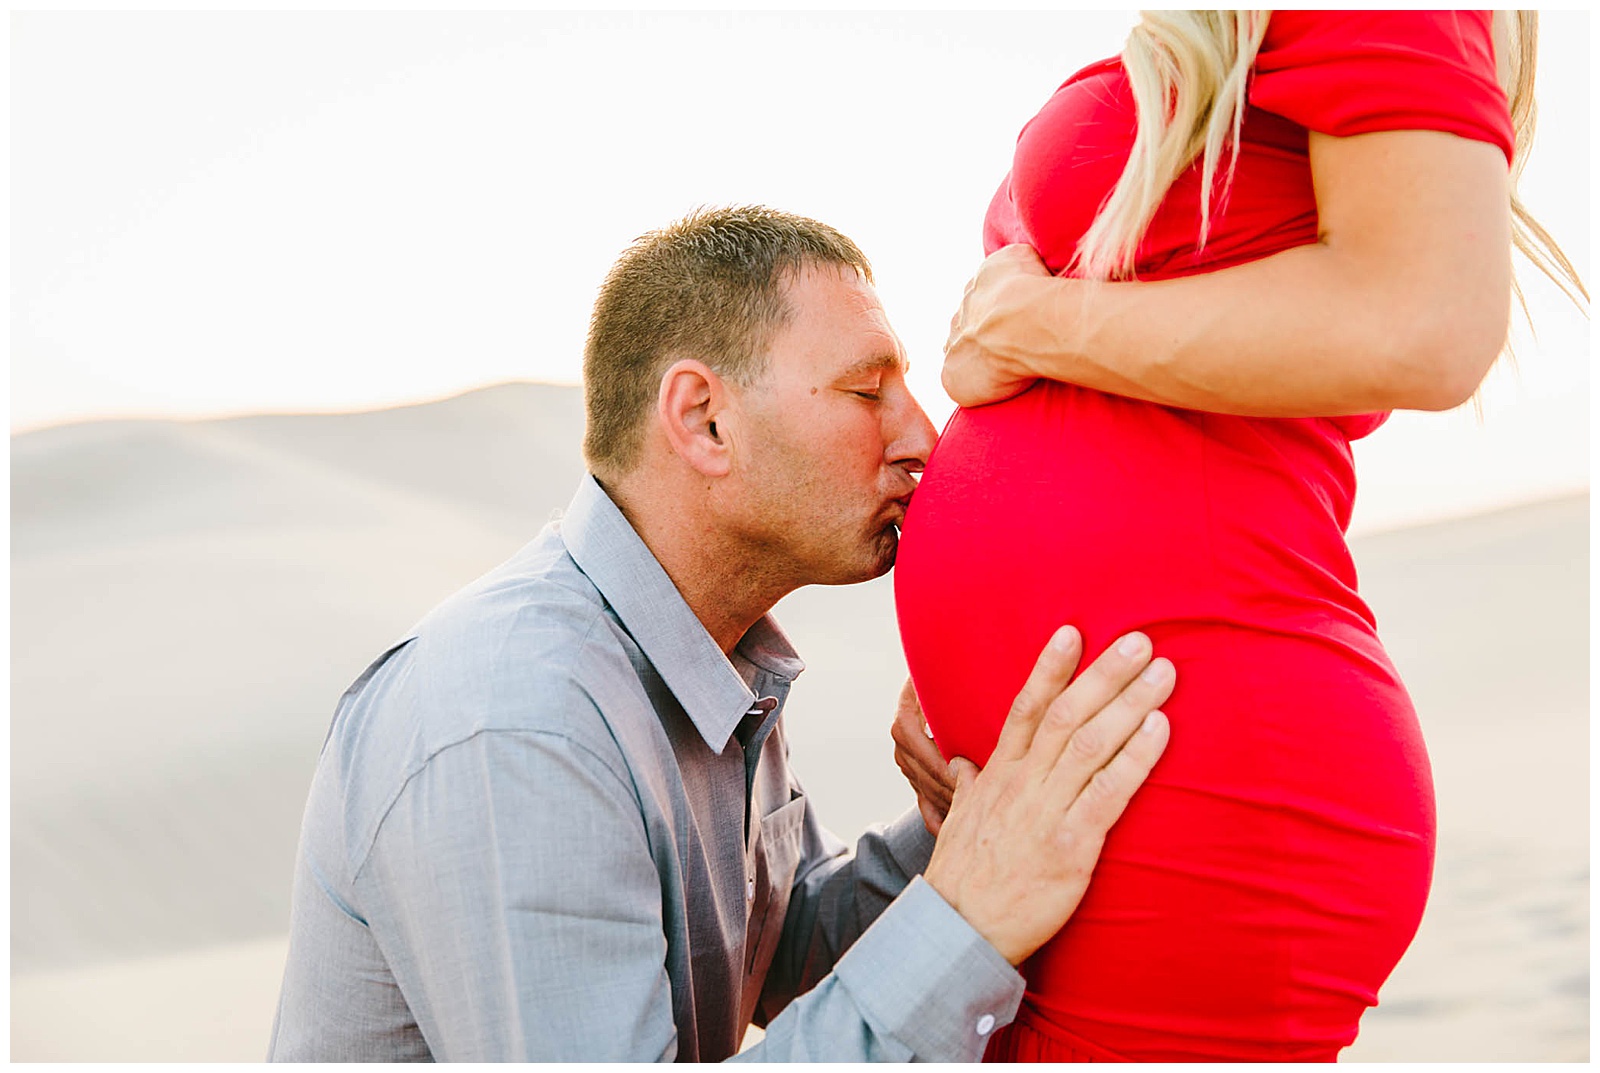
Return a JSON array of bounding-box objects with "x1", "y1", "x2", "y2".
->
[
  {"x1": 1025, "y1": 632, "x2": 1158, "y2": 771},
  {"x1": 1061, "y1": 710, "x2": 1170, "y2": 835},
  {"x1": 1040, "y1": 656, "x2": 1174, "y2": 793},
  {"x1": 890, "y1": 679, "x2": 923, "y2": 744},
  {"x1": 895, "y1": 747, "x2": 954, "y2": 811},
  {"x1": 948, "y1": 756, "x2": 979, "y2": 793},
  {"x1": 894, "y1": 744, "x2": 953, "y2": 808},
  {"x1": 896, "y1": 678, "x2": 951, "y2": 838},
  {"x1": 1042, "y1": 657, "x2": 1174, "y2": 803},
  {"x1": 891, "y1": 679, "x2": 955, "y2": 797},
  {"x1": 989, "y1": 626, "x2": 1083, "y2": 764}
]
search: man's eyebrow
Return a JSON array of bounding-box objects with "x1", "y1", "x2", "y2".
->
[{"x1": 836, "y1": 352, "x2": 908, "y2": 379}]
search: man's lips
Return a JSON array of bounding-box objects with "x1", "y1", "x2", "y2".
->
[{"x1": 885, "y1": 490, "x2": 915, "y2": 526}]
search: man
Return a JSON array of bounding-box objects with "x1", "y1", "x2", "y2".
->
[{"x1": 268, "y1": 206, "x2": 1174, "y2": 1062}]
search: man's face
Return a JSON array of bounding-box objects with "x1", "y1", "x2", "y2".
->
[{"x1": 720, "y1": 264, "x2": 937, "y2": 588}]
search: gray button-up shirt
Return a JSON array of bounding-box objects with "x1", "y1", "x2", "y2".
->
[{"x1": 268, "y1": 475, "x2": 1023, "y2": 1061}]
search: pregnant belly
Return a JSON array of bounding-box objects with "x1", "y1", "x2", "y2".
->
[
  {"x1": 894, "y1": 382, "x2": 1218, "y2": 765},
  {"x1": 893, "y1": 382, "x2": 1435, "y2": 1059}
]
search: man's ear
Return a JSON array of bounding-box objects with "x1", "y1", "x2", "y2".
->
[{"x1": 657, "y1": 359, "x2": 733, "y2": 477}]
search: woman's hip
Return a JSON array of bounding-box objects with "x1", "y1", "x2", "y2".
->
[
  {"x1": 1006, "y1": 677, "x2": 1435, "y2": 1061},
  {"x1": 911, "y1": 622, "x2": 1438, "y2": 1060}
]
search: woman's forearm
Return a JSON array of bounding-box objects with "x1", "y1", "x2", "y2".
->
[
  {"x1": 954, "y1": 130, "x2": 1515, "y2": 417},
  {"x1": 996, "y1": 237, "x2": 1509, "y2": 417}
]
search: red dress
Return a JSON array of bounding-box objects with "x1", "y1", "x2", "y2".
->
[{"x1": 894, "y1": 12, "x2": 1513, "y2": 1063}]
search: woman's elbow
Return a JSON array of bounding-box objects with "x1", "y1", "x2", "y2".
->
[
  {"x1": 1391, "y1": 295, "x2": 1510, "y2": 412},
  {"x1": 1401, "y1": 349, "x2": 1499, "y2": 412}
]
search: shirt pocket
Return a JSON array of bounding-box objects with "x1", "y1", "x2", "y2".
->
[{"x1": 744, "y1": 790, "x2": 807, "y2": 980}]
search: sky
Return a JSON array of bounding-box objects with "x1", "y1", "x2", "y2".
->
[{"x1": 10, "y1": 10, "x2": 1591, "y2": 535}]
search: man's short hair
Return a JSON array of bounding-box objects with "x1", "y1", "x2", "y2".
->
[{"x1": 581, "y1": 205, "x2": 874, "y2": 481}]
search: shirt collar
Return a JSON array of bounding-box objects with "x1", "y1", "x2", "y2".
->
[{"x1": 559, "y1": 475, "x2": 805, "y2": 754}]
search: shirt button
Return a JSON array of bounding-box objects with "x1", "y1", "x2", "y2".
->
[
  {"x1": 746, "y1": 877, "x2": 756, "y2": 902},
  {"x1": 976, "y1": 1013, "x2": 996, "y2": 1036}
]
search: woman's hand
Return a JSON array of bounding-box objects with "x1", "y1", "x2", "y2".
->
[{"x1": 942, "y1": 244, "x2": 1055, "y2": 408}]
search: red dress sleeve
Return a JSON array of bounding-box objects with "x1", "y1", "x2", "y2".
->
[{"x1": 1249, "y1": 10, "x2": 1514, "y2": 164}]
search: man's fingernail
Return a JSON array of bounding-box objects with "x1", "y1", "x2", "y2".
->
[
  {"x1": 1051, "y1": 626, "x2": 1080, "y2": 652},
  {"x1": 1117, "y1": 632, "x2": 1148, "y2": 658},
  {"x1": 1140, "y1": 659, "x2": 1171, "y2": 685},
  {"x1": 1141, "y1": 711, "x2": 1164, "y2": 734}
]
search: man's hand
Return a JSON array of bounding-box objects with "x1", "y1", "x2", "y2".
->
[
  {"x1": 890, "y1": 679, "x2": 957, "y2": 835},
  {"x1": 923, "y1": 625, "x2": 1172, "y2": 966}
]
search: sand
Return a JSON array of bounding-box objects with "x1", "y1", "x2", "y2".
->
[{"x1": 10, "y1": 382, "x2": 1588, "y2": 1061}]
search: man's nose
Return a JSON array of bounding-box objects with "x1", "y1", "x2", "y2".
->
[{"x1": 889, "y1": 395, "x2": 939, "y2": 473}]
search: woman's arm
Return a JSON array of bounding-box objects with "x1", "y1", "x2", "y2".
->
[{"x1": 943, "y1": 128, "x2": 1513, "y2": 416}]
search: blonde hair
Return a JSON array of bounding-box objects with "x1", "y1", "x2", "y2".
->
[
  {"x1": 1075, "y1": 10, "x2": 1589, "y2": 322},
  {"x1": 1074, "y1": 11, "x2": 1269, "y2": 282},
  {"x1": 1494, "y1": 11, "x2": 1589, "y2": 318}
]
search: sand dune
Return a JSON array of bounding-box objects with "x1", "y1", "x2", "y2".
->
[
  {"x1": 13, "y1": 386, "x2": 577, "y2": 972},
  {"x1": 10, "y1": 382, "x2": 1588, "y2": 1060}
]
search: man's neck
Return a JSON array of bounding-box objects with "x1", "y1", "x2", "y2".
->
[{"x1": 602, "y1": 474, "x2": 790, "y2": 656}]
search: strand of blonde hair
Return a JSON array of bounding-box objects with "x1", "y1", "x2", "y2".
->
[
  {"x1": 1073, "y1": 11, "x2": 1269, "y2": 282},
  {"x1": 1496, "y1": 10, "x2": 1589, "y2": 321}
]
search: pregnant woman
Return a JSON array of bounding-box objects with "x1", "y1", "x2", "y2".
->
[{"x1": 894, "y1": 10, "x2": 1585, "y2": 1063}]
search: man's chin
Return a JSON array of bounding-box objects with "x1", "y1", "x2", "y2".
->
[
  {"x1": 809, "y1": 528, "x2": 898, "y2": 587},
  {"x1": 877, "y1": 526, "x2": 901, "y2": 575},
  {"x1": 858, "y1": 528, "x2": 901, "y2": 582}
]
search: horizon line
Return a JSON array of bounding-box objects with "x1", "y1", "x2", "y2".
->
[{"x1": 8, "y1": 377, "x2": 585, "y2": 438}]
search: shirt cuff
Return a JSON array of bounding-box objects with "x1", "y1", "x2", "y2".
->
[{"x1": 831, "y1": 876, "x2": 1024, "y2": 1061}]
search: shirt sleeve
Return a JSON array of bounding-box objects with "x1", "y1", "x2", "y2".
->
[
  {"x1": 744, "y1": 801, "x2": 1024, "y2": 1062},
  {"x1": 757, "y1": 803, "x2": 937, "y2": 1015},
  {"x1": 1249, "y1": 10, "x2": 1514, "y2": 164}
]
